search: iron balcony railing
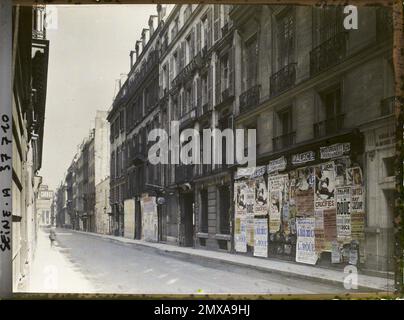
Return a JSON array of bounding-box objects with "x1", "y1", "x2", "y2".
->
[
  {"x1": 380, "y1": 96, "x2": 396, "y2": 116},
  {"x1": 221, "y1": 23, "x2": 229, "y2": 36},
  {"x1": 272, "y1": 131, "x2": 296, "y2": 151},
  {"x1": 313, "y1": 114, "x2": 345, "y2": 139},
  {"x1": 197, "y1": 102, "x2": 211, "y2": 118},
  {"x1": 179, "y1": 107, "x2": 197, "y2": 129},
  {"x1": 310, "y1": 32, "x2": 348, "y2": 76},
  {"x1": 270, "y1": 63, "x2": 297, "y2": 97},
  {"x1": 239, "y1": 85, "x2": 260, "y2": 114}
]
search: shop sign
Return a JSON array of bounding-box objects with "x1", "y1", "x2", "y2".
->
[
  {"x1": 291, "y1": 151, "x2": 315, "y2": 165},
  {"x1": 320, "y1": 143, "x2": 350, "y2": 159}
]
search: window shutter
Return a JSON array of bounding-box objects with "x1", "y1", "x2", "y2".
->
[
  {"x1": 207, "y1": 9, "x2": 212, "y2": 48},
  {"x1": 229, "y1": 47, "x2": 235, "y2": 96},
  {"x1": 180, "y1": 42, "x2": 185, "y2": 70},
  {"x1": 169, "y1": 57, "x2": 173, "y2": 87},
  {"x1": 213, "y1": 5, "x2": 220, "y2": 42},
  {"x1": 197, "y1": 77, "x2": 202, "y2": 108},
  {"x1": 208, "y1": 65, "x2": 213, "y2": 108},
  {"x1": 191, "y1": 81, "x2": 195, "y2": 109},
  {"x1": 182, "y1": 90, "x2": 186, "y2": 114},
  {"x1": 196, "y1": 22, "x2": 201, "y2": 53},
  {"x1": 190, "y1": 27, "x2": 195, "y2": 59},
  {"x1": 215, "y1": 59, "x2": 221, "y2": 106}
]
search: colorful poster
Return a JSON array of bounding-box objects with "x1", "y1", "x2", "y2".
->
[
  {"x1": 254, "y1": 176, "x2": 268, "y2": 216},
  {"x1": 346, "y1": 167, "x2": 363, "y2": 186},
  {"x1": 351, "y1": 186, "x2": 364, "y2": 213},
  {"x1": 268, "y1": 175, "x2": 287, "y2": 233},
  {"x1": 336, "y1": 186, "x2": 351, "y2": 241},
  {"x1": 234, "y1": 181, "x2": 247, "y2": 217},
  {"x1": 253, "y1": 218, "x2": 268, "y2": 257},
  {"x1": 234, "y1": 217, "x2": 247, "y2": 252},
  {"x1": 320, "y1": 143, "x2": 350, "y2": 159},
  {"x1": 323, "y1": 208, "x2": 337, "y2": 248},
  {"x1": 140, "y1": 195, "x2": 158, "y2": 242},
  {"x1": 314, "y1": 210, "x2": 325, "y2": 253},
  {"x1": 314, "y1": 162, "x2": 336, "y2": 210},
  {"x1": 245, "y1": 180, "x2": 255, "y2": 216},
  {"x1": 296, "y1": 217, "x2": 317, "y2": 265},
  {"x1": 294, "y1": 167, "x2": 315, "y2": 216},
  {"x1": 351, "y1": 212, "x2": 365, "y2": 241}
]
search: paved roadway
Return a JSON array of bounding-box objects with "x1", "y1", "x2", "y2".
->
[{"x1": 51, "y1": 228, "x2": 353, "y2": 295}]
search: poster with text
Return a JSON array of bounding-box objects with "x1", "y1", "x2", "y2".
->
[
  {"x1": 141, "y1": 195, "x2": 158, "y2": 242},
  {"x1": 294, "y1": 167, "x2": 315, "y2": 216},
  {"x1": 234, "y1": 181, "x2": 247, "y2": 217},
  {"x1": 323, "y1": 208, "x2": 337, "y2": 251},
  {"x1": 253, "y1": 218, "x2": 268, "y2": 257},
  {"x1": 314, "y1": 210, "x2": 325, "y2": 253},
  {"x1": 336, "y1": 186, "x2": 351, "y2": 241},
  {"x1": 334, "y1": 157, "x2": 351, "y2": 186},
  {"x1": 254, "y1": 176, "x2": 268, "y2": 216},
  {"x1": 346, "y1": 167, "x2": 363, "y2": 186},
  {"x1": 268, "y1": 175, "x2": 287, "y2": 233},
  {"x1": 296, "y1": 217, "x2": 318, "y2": 265},
  {"x1": 246, "y1": 215, "x2": 255, "y2": 247},
  {"x1": 314, "y1": 162, "x2": 336, "y2": 210},
  {"x1": 235, "y1": 217, "x2": 247, "y2": 252},
  {"x1": 351, "y1": 186, "x2": 364, "y2": 213}
]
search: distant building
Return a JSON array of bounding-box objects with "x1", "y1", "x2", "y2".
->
[
  {"x1": 95, "y1": 177, "x2": 111, "y2": 234},
  {"x1": 36, "y1": 185, "x2": 54, "y2": 226}
]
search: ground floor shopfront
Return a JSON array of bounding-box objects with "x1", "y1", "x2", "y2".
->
[{"x1": 120, "y1": 124, "x2": 394, "y2": 274}]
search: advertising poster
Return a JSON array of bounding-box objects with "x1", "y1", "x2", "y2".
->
[
  {"x1": 291, "y1": 151, "x2": 315, "y2": 165},
  {"x1": 253, "y1": 218, "x2": 268, "y2": 257},
  {"x1": 334, "y1": 157, "x2": 351, "y2": 186},
  {"x1": 331, "y1": 240, "x2": 342, "y2": 264},
  {"x1": 294, "y1": 167, "x2": 315, "y2": 216},
  {"x1": 351, "y1": 186, "x2": 364, "y2": 213},
  {"x1": 314, "y1": 210, "x2": 325, "y2": 253},
  {"x1": 245, "y1": 180, "x2": 256, "y2": 216},
  {"x1": 351, "y1": 212, "x2": 365, "y2": 241},
  {"x1": 267, "y1": 156, "x2": 287, "y2": 173},
  {"x1": 323, "y1": 208, "x2": 337, "y2": 249},
  {"x1": 296, "y1": 217, "x2": 317, "y2": 265},
  {"x1": 234, "y1": 217, "x2": 247, "y2": 252},
  {"x1": 246, "y1": 216, "x2": 255, "y2": 247},
  {"x1": 346, "y1": 166, "x2": 363, "y2": 186},
  {"x1": 268, "y1": 175, "x2": 287, "y2": 233},
  {"x1": 254, "y1": 176, "x2": 268, "y2": 216},
  {"x1": 320, "y1": 143, "x2": 350, "y2": 159},
  {"x1": 314, "y1": 162, "x2": 336, "y2": 210},
  {"x1": 336, "y1": 186, "x2": 351, "y2": 241},
  {"x1": 234, "y1": 181, "x2": 247, "y2": 217},
  {"x1": 141, "y1": 195, "x2": 158, "y2": 242}
]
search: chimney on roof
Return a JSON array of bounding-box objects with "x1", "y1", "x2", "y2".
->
[
  {"x1": 149, "y1": 15, "x2": 158, "y2": 35},
  {"x1": 135, "y1": 40, "x2": 143, "y2": 59},
  {"x1": 142, "y1": 28, "x2": 150, "y2": 48},
  {"x1": 157, "y1": 4, "x2": 166, "y2": 24},
  {"x1": 130, "y1": 50, "x2": 135, "y2": 69}
]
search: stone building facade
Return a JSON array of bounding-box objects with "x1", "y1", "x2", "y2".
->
[{"x1": 106, "y1": 4, "x2": 395, "y2": 273}]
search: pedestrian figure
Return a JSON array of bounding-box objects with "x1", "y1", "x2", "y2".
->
[{"x1": 49, "y1": 229, "x2": 56, "y2": 248}]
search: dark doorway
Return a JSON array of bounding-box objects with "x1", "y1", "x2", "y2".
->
[
  {"x1": 135, "y1": 199, "x2": 141, "y2": 239},
  {"x1": 181, "y1": 193, "x2": 194, "y2": 247},
  {"x1": 219, "y1": 185, "x2": 231, "y2": 234},
  {"x1": 158, "y1": 203, "x2": 167, "y2": 242}
]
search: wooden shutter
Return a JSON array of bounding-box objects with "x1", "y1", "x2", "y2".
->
[
  {"x1": 190, "y1": 27, "x2": 195, "y2": 59},
  {"x1": 215, "y1": 59, "x2": 221, "y2": 106},
  {"x1": 229, "y1": 47, "x2": 235, "y2": 96},
  {"x1": 208, "y1": 65, "x2": 213, "y2": 108},
  {"x1": 213, "y1": 5, "x2": 220, "y2": 42},
  {"x1": 197, "y1": 77, "x2": 202, "y2": 108},
  {"x1": 180, "y1": 42, "x2": 185, "y2": 70},
  {"x1": 207, "y1": 9, "x2": 212, "y2": 48},
  {"x1": 196, "y1": 22, "x2": 201, "y2": 53},
  {"x1": 191, "y1": 81, "x2": 195, "y2": 109},
  {"x1": 169, "y1": 57, "x2": 173, "y2": 86}
]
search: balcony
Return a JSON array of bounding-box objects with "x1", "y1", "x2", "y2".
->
[
  {"x1": 171, "y1": 55, "x2": 203, "y2": 89},
  {"x1": 380, "y1": 96, "x2": 396, "y2": 117},
  {"x1": 310, "y1": 32, "x2": 348, "y2": 76},
  {"x1": 221, "y1": 23, "x2": 229, "y2": 36},
  {"x1": 175, "y1": 165, "x2": 194, "y2": 184},
  {"x1": 197, "y1": 102, "x2": 212, "y2": 118},
  {"x1": 272, "y1": 131, "x2": 296, "y2": 151},
  {"x1": 132, "y1": 144, "x2": 146, "y2": 165},
  {"x1": 270, "y1": 63, "x2": 296, "y2": 97},
  {"x1": 239, "y1": 85, "x2": 260, "y2": 114},
  {"x1": 179, "y1": 107, "x2": 197, "y2": 129},
  {"x1": 313, "y1": 114, "x2": 345, "y2": 139}
]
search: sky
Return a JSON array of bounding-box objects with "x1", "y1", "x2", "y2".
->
[{"x1": 41, "y1": 5, "x2": 157, "y2": 191}]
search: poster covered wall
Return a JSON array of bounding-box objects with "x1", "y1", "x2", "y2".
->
[
  {"x1": 141, "y1": 195, "x2": 158, "y2": 242},
  {"x1": 253, "y1": 218, "x2": 268, "y2": 257}
]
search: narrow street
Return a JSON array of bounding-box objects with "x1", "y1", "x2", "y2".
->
[{"x1": 26, "y1": 227, "x2": 355, "y2": 295}]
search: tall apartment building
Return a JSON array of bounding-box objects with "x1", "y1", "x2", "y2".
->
[
  {"x1": 57, "y1": 111, "x2": 110, "y2": 233},
  {"x1": 108, "y1": 4, "x2": 396, "y2": 273},
  {"x1": 6, "y1": 5, "x2": 50, "y2": 289},
  {"x1": 36, "y1": 184, "x2": 54, "y2": 226}
]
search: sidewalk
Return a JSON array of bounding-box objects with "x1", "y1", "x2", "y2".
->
[
  {"x1": 24, "y1": 227, "x2": 96, "y2": 293},
  {"x1": 72, "y1": 229, "x2": 394, "y2": 292}
]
